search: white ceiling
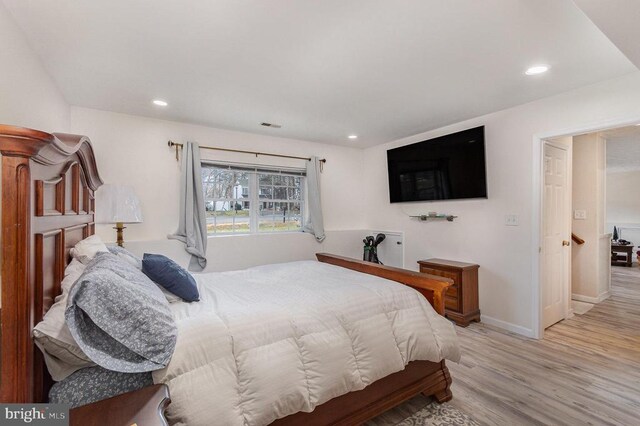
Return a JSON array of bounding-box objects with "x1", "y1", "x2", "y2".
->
[
  {"x1": 573, "y1": 0, "x2": 640, "y2": 70},
  {"x1": 3, "y1": 0, "x2": 637, "y2": 147},
  {"x1": 604, "y1": 126, "x2": 640, "y2": 173}
]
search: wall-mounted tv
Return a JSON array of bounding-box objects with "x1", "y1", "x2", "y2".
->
[{"x1": 387, "y1": 126, "x2": 487, "y2": 203}]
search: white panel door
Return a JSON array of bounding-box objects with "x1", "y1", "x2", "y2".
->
[{"x1": 542, "y1": 143, "x2": 570, "y2": 329}]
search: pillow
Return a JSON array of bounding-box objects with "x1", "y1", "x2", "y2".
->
[
  {"x1": 33, "y1": 259, "x2": 96, "y2": 381},
  {"x1": 142, "y1": 253, "x2": 200, "y2": 302},
  {"x1": 70, "y1": 235, "x2": 109, "y2": 265},
  {"x1": 107, "y1": 245, "x2": 142, "y2": 270},
  {"x1": 49, "y1": 366, "x2": 153, "y2": 409},
  {"x1": 159, "y1": 286, "x2": 183, "y2": 304},
  {"x1": 66, "y1": 252, "x2": 177, "y2": 373},
  {"x1": 106, "y1": 246, "x2": 181, "y2": 303}
]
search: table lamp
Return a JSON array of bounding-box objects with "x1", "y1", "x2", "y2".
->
[{"x1": 99, "y1": 184, "x2": 143, "y2": 247}]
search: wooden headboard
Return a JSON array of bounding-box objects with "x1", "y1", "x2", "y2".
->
[{"x1": 0, "y1": 125, "x2": 103, "y2": 403}]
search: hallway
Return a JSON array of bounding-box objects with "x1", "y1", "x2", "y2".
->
[{"x1": 371, "y1": 265, "x2": 640, "y2": 425}]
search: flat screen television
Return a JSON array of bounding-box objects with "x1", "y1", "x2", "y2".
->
[{"x1": 387, "y1": 126, "x2": 487, "y2": 203}]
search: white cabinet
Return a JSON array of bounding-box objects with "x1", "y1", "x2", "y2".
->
[{"x1": 366, "y1": 230, "x2": 404, "y2": 268}]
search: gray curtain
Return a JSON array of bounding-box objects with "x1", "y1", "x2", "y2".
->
[
  {"x1": 302, "y1": 156, "x2": 325, "y2": 242},
  {"x1": 169, "y1": 142, "x2": 208, "y2": 270}
]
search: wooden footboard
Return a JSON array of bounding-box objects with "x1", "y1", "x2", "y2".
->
[
  {"x1": 272, "y1": 360, "x2": 452, "y2": 426},
  {"x1": 272, "y1": 253, "x2": 457, "y2": 425},
  {"x1": 316, "y1": 253, "x2": 453, "y2": 315}
]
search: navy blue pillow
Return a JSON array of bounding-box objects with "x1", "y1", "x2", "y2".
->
[{"x1": 141, "y1": 254, "x2": 199, "y2": 302}]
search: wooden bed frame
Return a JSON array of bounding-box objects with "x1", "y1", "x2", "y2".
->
[
  {"x1": 0, "y1": 124, "x2": 454, "y2": 426},
  {"x1": 0, "y1": 125, "x2": 102, "y2": 402},
  {"x1": 272, "y1": 254, "x2": 454, "y2": 425}
]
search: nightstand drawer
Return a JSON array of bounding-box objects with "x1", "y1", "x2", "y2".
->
[
  {"x1": 445, "y1": 284, "x2": 458, "y2": 298},
  {"x1": 445, "y1": 294, "x2": 460, "y2": 311},
  {"x1": 419, "y1": 267, "x2": 459, "y2": 284}
]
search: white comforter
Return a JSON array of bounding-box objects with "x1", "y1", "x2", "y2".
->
[{"x1": 152, "y1": 261, "x2": 460, "y2": 426}]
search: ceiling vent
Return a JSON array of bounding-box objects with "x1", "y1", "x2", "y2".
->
[{"x1": 260, "y1": 122, "x2": 282, "y2": 128}]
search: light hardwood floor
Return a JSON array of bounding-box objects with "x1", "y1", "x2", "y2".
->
[{"x1": 369, "y1": 266, "x2": 640, "y2": 425}]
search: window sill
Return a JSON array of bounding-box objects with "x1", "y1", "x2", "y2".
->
[{"x1": 207, "y1": 231, "x2": 306, "y2": 239}]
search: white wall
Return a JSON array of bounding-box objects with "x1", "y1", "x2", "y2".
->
[
  {"x1": 607, "y1": 170, "x2": 640, "y2": 224},
  {"x1": 122, "y1": 229, "x2": 366, "y2": 272},
  {"x1": 607, "y1": 170, "x2": 640, "y2": 254},
  {"x1": 0, "y1": 2, "x2": 69, "y2": 131},
  {"x1": 361, "y1": 71, "x2": 640, "y2": 337},
  {"x1": 0, "y1": 3, "x2": 70, "y2": 308},
  {"x1": 70, "y1": 107, "x2": 367, "y2": 271},
  {"x1": 571, "y1": 133, "x2": 608, "y2": 301}
]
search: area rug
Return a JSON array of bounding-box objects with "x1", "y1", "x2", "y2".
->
[{"x1": 397, "y1": 402, "x2": 480, "y2": 426}]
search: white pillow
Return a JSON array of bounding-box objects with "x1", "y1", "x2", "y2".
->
[
  {"x1": 69, "y1": 235, "x2": 109, "y2": 265},
  {"x1": 33, "y1": 259, "x2": 96, "y2": 381},
  {"x1": 107, "y1": 245, "x2": 143, "y2": 270},
  {"x1": 159, "y1": 286, "x2": 182, "y2": 303},
  {"x1": 61, "y1": 258, "x2": 86, "y2": 293}
]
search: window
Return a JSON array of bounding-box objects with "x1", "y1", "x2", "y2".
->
[{"x1": 202, "y1": 163, "x2": 305, "y2": 235}]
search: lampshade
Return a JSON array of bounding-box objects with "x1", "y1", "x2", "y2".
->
[{"x1": 98, "y1": 184, "x2": 143, "y2": 224}]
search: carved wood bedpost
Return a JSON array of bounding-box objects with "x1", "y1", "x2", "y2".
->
[
  {"x1": 0, "y1": 125, "x2": 102, "y2": 403},
  {"x1": 0, "y1": 128, "x2": 49, "y2": 402}
]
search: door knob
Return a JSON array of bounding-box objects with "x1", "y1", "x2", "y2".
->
[{"x1": 562, "y1": 240, "x2": 570, "y2": 246}]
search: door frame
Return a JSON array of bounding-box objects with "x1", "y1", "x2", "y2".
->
[
  {"x1": 531, "y1": 115, "x2": 640, "y2": 339},
  {"x1": 540, "y1": 140, "x2": 572, "y2": 329}
]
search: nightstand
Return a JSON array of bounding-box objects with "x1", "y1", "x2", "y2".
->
[
  {"x1": 69, "y1": 384, "x2": 170, "y2": 426},
  {"x1": 418, "y1": 259, "x2": 480, "y2": 327}
]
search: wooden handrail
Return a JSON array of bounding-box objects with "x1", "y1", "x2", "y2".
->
[{"x1": 571, "y1": 233, "x2": 585, "y2": 245}]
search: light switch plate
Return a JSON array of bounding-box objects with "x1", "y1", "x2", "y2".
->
[
  {"x1": 505, "y1": 214, "x2": 519, "y2": 226},
  {"x1": 574, "y1": 209, "x2": 587, "y2": 220}
]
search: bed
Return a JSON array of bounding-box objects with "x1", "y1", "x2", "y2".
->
[{"x1": 0, "y1": 124, "x2": 459, "y2": 425}]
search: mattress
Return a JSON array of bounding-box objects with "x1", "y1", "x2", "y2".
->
[{"x1": 154, "y1": 260, "x2": 460, "y2": 426}]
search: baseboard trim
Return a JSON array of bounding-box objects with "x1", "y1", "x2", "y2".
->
[
  {"x1": 572, "y1": 291, "x2": 611, "y2": 304},
  {"x1": 480, "y1": 315, "x2": 536, "y2": 338}
]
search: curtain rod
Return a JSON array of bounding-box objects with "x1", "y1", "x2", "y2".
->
[{"x1": 167, "y1": 141, "x2": 326, "y2": 165}]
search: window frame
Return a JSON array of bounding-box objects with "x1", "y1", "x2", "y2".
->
[{"x1": 201, "y1": 162, "x2": 306, "y2": 236}]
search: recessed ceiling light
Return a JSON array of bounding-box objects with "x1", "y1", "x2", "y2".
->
[
  {"x1": 525, "y1": 65, "x2": 549, "y2": 76},
  {"x1": 153, "y1": 99, "x2": 168, "y2": 106},
  {"x1": 348, "y1": 135, "x2": 358, "y2": 140}
]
